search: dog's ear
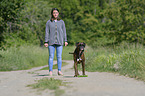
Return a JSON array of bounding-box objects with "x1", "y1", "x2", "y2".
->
[{"x1": 76, "y1": 42, "x2": 80, "y2": 47}]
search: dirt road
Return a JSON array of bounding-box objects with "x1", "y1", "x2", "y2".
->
[{"x1": 0, "y1": 60, "x2": 145, "y2": 96}]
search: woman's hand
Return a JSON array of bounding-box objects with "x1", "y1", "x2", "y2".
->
[
  {"x1": 44, "y1": 43, "x2": 48, "y2": 47},
  {"x1": 65, "y1": 42, "x2": 68, "y2": 46}
]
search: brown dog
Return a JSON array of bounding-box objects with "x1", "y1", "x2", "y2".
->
[{"x1": 69, "y1": 42, "x2": 86, "y2": 77}]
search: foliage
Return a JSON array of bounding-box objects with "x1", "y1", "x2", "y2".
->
[
  {"x1": 85, "y1": 43, "x2": 145, "y2": 81},
  {"x1": 18, "y1": 0, "x2": 52, "y2": 45},
  {"x1": 0, "y1": 0, "x2": 51, "y2": 49},
  {"x1": 104, "y1": 0, "x2": 145, "y2": 44},
  {"x1": 0, "y1": 0, "x2": 24, "y2": 48},
  {"x1": 0, "y1": 0, "x2": 144, "y2": 84},
  {"x1": 49, "y1": 0, "x2": 145, "y2": 46},
  {"x1": 0, "y1": 0, "x2": 145, "y2": 48}
]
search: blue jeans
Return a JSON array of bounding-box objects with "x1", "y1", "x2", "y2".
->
[{"x1": 48, "y1": 45, "x2": 63, "y2": 72}]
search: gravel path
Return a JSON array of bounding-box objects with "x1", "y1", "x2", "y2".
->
[{"x1": 0, "y1": 60, "x2": 145, "y2": 96}]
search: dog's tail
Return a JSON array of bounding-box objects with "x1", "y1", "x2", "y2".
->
[{"x1": 69, "y1": 52, "x2": 74, "y2": 54}]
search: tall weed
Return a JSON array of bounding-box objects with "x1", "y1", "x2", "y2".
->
[
  {"x1": 85, "y1": 43, "x2": 145, "y2": 81},
  {"x1": 0, "y1": 45, "x2": 74, "y2": 71},
  {"x1": 0, "y1": 45, "x2": 48, "y2": 71}
]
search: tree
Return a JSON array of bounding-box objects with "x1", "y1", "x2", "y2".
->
[
  {"x1": 0, "y1": 0, "x2": 24, "y2": 48},
  {"x1": 18, "y1": 0, "x2": 52, "y2": 46},
  {"x1": 104, "y1": 0, "x2": 145, "y2": 44}
]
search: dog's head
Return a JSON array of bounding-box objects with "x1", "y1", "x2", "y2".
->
[{"x1": 76, "y1": 42, "x2": 86, "y2": 51}]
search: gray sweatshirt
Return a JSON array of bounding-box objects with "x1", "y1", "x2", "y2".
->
[{"x1": 45, "y1": 20, "x2": 67, "y2": 46}]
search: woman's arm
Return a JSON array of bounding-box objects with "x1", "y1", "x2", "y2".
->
[
  {"x1": 62, "y1": 20, "x2": 68, "y2": 46},
  {"x1": 44, "y1": 21, "x2": 50, "y2": 47},
  {"x1": 45, "y1": 21, "x2": 50, "y2": 43},
  {"x1": 62, "y1": 20, "x2": 67, "y2": 42}
]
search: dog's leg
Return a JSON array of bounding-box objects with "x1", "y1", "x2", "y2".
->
[
  {"x1": 82, "y1": 60, "x2": 85, "y2": 75},
  {"x1": 74, "y1": 62, "x2": 79, "y2": 77}
]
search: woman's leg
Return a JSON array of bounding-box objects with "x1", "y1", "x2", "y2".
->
[
  {"x1": 48, "y1": 45, "x2": 55, "y2": 72},
  {"x1": 56, "y1": 45, "x2": 63, "y2": 71}
]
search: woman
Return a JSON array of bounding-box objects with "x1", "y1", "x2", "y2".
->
[{"x1": 44, "y1": 8, "x2": 68, "y2": 76}]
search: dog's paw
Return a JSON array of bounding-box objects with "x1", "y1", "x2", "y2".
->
[
  {"x1": 74, "y1": 74, "x2": 80, "y2": 77},
  {"x1": 74, "y1": 75, "x2": 78, "y2": 77}
]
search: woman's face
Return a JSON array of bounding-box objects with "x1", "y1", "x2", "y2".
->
[{"x1": 53, "y1": 10, "x2": 59, "y2": 19}]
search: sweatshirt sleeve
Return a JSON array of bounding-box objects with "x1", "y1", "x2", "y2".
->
[
  {"x1": 45, "y1": 21, "x2": 49, "y2": 43},
  {"x1": 62, "y1": 20, "x2": 67, "y2": 42}
]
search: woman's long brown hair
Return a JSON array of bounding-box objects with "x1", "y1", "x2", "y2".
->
[{"x1": 50, "y1": 8, "x2": 61, "y2": 22}]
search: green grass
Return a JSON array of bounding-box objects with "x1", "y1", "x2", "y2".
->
[
  {"x1": 27, "y1": 78, "x2": 67, "y2": 96},
  {"x1": 85, "y1": 43, "x2": 145, "y2": 81},
  {"x1": 0, "y1": 43, "x2": 145, "y2": 81},
  {"x1": 62, "y1": 46, "x2": 75, "y2": 60},
  {"x1": 77, "y1": 75, "x2": 88, "y2": 77},
  {"x1": 0, "y1": 45, "x2": 48, "y2": 71},
  {"x1": 41, "y1": 62, "x2": 68, "y2": 70},
  {"x1": 0, "y1": 45, "x2": 73, "y2": 71}
]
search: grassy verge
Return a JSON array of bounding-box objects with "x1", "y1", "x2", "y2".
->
[
  {"x1": 1, "y1": 43, "x2": 144, "y2": 81},
  {"x1": 0, "y1": 45, "x2": 48, "y2": 71},
  {"x1": 27, "y1": 78, "x2": 68, "y2": 96},
  {"x1": 0, "y1": 45, "x2": 73, "y2": 71},
  {"x1": 85, "y1": 43, "x2": 145, "y2": 81}
]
